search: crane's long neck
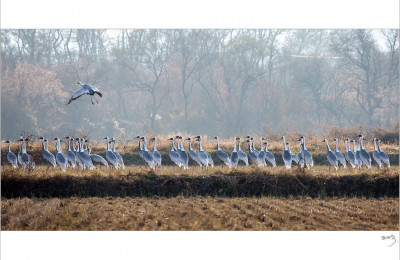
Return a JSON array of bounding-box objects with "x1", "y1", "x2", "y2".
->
[
  {"x1": 8, "y1": 142, "x2": 11, "y2": 153},
  {"x1": 216, "y1": 137, "x2": 220, "y2": 151},
  {"x1": 180, "y1": 139, "x2": 184, "y2": 151},
  {"x1": 199, "y1": 139, "x2": 204, "y2": 152},
  {"x1": 335, "y1": 139, "x2": 339, "y2": 152},
  {"x1": 252, "y1": 139, "x2": 255, "y2": 150},
  {"x1": 172, "y1": 139, "x2": 177, "y2": 150},
  {"x1": 233, "y1": 138, "x2": 237, "y2": 152},
  {"x1": 45, "y1": 140, "x2": 49, "y2": 151},
  {"x1": 377, "y1": 140, "x2": 382, "y2": 152},
  {"x1": 41, "y1": 139, "x2": 45, "y2": 151},
  {"x1": 260, "y1": 138, "x2": 264, "y2": 152},
  {"x1": 287, "y1": 143, "x2": 291, "y2": 151},
  {"x1": 138, "y1": 139, "x2": 142, "y2": 151},
  {"x1": 373, "y1": 139, "x2": 377, "y2": 150},
  {"x1": 325, "y1": 140, "x2": 331, "y2": 152},
  {"x1": 143, "y1": 138, "x2": 149, "y2": 151},
  {"x1": 302, "y1": 137, "x2": 306, "y2": 149},
  {"x1": 67, "y1": 139, "x2": 71, "y2": 151},
  {"x1": 248, "y1": 140, "x2": 251, "y2": 152},
  {"x1": 265, "y1": 143, "x2": 269, "y2": 151},
  {"x1": 238, "y1": 139, "x2": 242, "y2": 151},
  {"x1": 20, "y1": 140, "x2": 24, "y2": 153},
  {"x1": 112, "y1": 141, "x2": 116, "y2": 152},
  {"x1": 188, "y1": 139, "x2": 193, "y2": 151},
  {"x1": 345, "y1": 140, "x2": 348, "y2": 152},
  {"x1": 359, "y1": 137, "x2": 364, "y2": 149},
  {"x1": 106, "y1": 139, "x2": 110, "y2": 151},
  {"x1": 283, "y1": 136, "x2": 287, "y2": 150}
]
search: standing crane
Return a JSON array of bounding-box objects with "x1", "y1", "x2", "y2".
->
[
  {"x1": 54, "y1": 137, "x2": 67, "y2": 171},
  {"x1": 333, "y1": 138, "x2": 346, "y2": 168},
  {"x1": 282, "y1": 136, "x2": 292, "y2": 169},
  {"x1": 38, "y1": 137, "x2": 56, "y2": 167},
  {"x1": 344, "y1": 138, "x2": 356, "y2": 168},
  {"x1": 264, "y1": 142, "x2": 276, "y2": 167},
  {"x1": 213, "y1": 136, "x2": 231, "y2": 168},
  {"x1": 358, "y1": 135, "x2": 371, "y2": 169},
  {"x1": 323, "y1": 139, "x2": 338, "y2": 171},
  {"x1": 195, "y1": 136, "x2": 209, "y2": 169},
  {"x1": 64, "y1": 136, "x2": 77, "y2": 168},
  {"x1": 237, "y1": 137, "x2": 249, "y2": 166},
  {"x1": 177, "y1": 136, "x2": 189, "y2": 170},
  {"x1": 372, "y1": 138, "x2": 382, "y2": 168},
  {"x1": 104, "y1": 136, "x2": 119, "y2": 169},
  {"x1": 300, "y1": 136, "x2": 313, "y2": 168},
  {"x1": 377, "y1": 139, "x2": 390, "y2": 168},
  {"x1": 186, "y1": 137, "x2": 202, "y2": 167},
  {"x1": 140, "y1": 137, "x2": 155, "y2": 170},
  {"x1": 257, "y1": 138, "x2": 266, "y2": 167},
  {"x1": 111, "y1": 137, "x2": 125, "y2": 169},
  {"x1": 4, "y1": 140, "x2": 18, "y2": 168},
  {"x1": 230, "y1": 137, "x2": 239, "y2": 169},
  {"x1": 151, "y1": 137, "x2": 162, "y2": 167},
  {"x1": 168, "y1": 137, "x2": 182, "y2": 167}
]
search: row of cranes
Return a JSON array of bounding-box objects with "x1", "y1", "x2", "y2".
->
[
  {"x1": 323, "y1": 134, "x2": 390, "y2": 171},
  {"x1": 4, "y1": 136, "x2": 125, "y2": 171},
  {"x1": 4, "y1": 134, "x2": 391, "y2": 171}
]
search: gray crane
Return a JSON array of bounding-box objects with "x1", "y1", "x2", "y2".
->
[
  {"x1": 168, "y1": 137, "x2": 182, "y2": 167},
  {"x1": 323, "y1": 139, "x2": 338, "y2": 171},
  {"x1": 230, "y1": 137, "x2": 239, "y2": 169},
  {"x1": 38, "y1": 137, "x2": 56, "y2": 167},
  {"x1": 246, "y1": 136, "x2": 258, "y2": 165},
  {"x1": 151, "y1": 137, "x2": 162, "y2": 167},
  {"x1": 64, "y1": 136, "x2": 77, "y2": 168},
  {"x1": 54, "y1": 137, "x2": 67, "y2": 171},
  {"x1": 264, "y1": 142, "x2": 276, "y2": 167},
  {"x1": 111, "y1": 137, "x2": 125, "y2": 169},
  {"x1": 17, "y1": 137, "x2": 31, "y2": 169},
  {"x1": 257, "y1": 137, "x2": 266, "y2": 167},
  {"x1": 282, "y1": 136, "x2": 292, "y2": 169},
  {"x1": 67, "y1": 81, "x2": 103, "y2": 105},
  {"x1": 372, "y1": 138, "x2": 382, "y2": 168},
  {"x1": 141, "y1": 137, "x2": 155, "y2": 170},
  {"x1": 358, "y1": 135, "x2": 371, "y2": 169},
  {"x1": 88, "y1": 146, "x2": 109, "y2": 167},
  {"x1": 76, "y1": 138, "x2": 94, "y2": 170},
  {"x1": 195, "y1": 136, "x2": 209, "y2": 169},
  {"x1": 353, "y1": 139, "x2": 361, "y2": 169},
  {"x1": 213, "y1": 136, "x2": 231, "y2": 168},
  {"x1": 377, "y1": 139, "x2": 390, "y2": 168},
  {"x1": 300, "y1": 136, "x2": 313, "y2": 168},
  {"x1": 344, "y1": 139, "x2": 356, "y2": 168},
  {"x1": 237, "y1": 137, "x2": 249, "y2": 166},
  {"x1": 178, "y1": 136, "x2": 189, "y2": 170},
  {"x1": 4, "y1": 140, "x2": 18, "y2": 168},
  {"x1": 104, "y1": 136, "x2": 119, "y2": 169},
  {"x1": 186, "y1": 137, "x2": 202, "y2": 166},
  {"x1": 333, "y1": 138, "x2": 346, "y2": 168},
  {"x1": 136, "y1": 136, "x2": 144, "y2": 159}
]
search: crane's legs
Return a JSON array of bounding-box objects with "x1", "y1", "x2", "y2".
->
[{"x1": 93, "y1": 95, "x2": 99, "y2": 104}]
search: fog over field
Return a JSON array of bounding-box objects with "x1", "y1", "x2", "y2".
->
[{"x1": 1, "y1": 29, "x2": 398, "y2": 140}]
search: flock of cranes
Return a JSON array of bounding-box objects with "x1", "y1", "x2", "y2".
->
[{"x1": 3, "y1": 134, "x2": 391, "y2": 172}]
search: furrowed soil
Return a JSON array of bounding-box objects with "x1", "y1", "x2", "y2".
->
[
  {"x1": 2, "y1": 197, "x2": 398, "y2": 230},
  {"x1": 1, "y1": 166, "x2": 398, "y2": 230}
]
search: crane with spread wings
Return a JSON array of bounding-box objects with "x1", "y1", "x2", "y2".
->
[{"x1": 67, "y1": 82, "x2": 103, "y2": 105}]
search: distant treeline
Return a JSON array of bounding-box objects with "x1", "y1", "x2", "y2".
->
[{"x1": 1, "y1": 29, "x2": 398, "y2": 139}]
